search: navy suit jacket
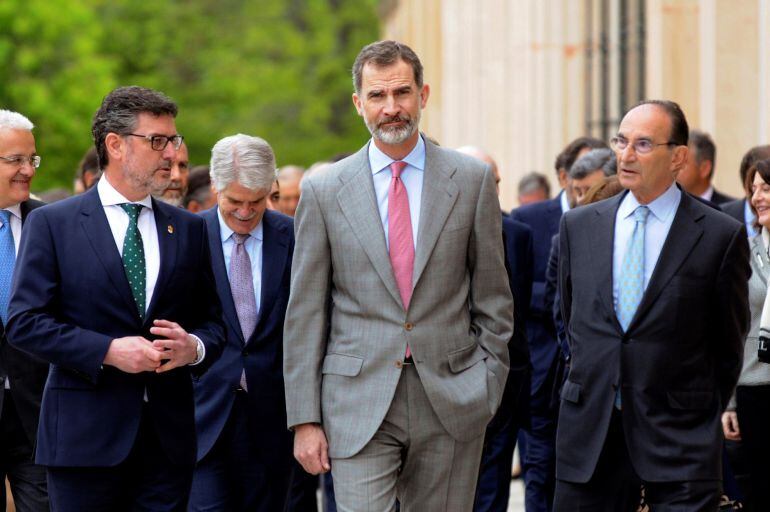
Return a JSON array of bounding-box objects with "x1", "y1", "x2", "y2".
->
[
  {"x1": 510, "y1": 194, "x2": 563, "y2": 393},
  {"x1": 194, "y1": 208, "x2": 294, "y2": 461},
  {"x1": 6, "y1": 186, "x2": 225, "y2": 467}
]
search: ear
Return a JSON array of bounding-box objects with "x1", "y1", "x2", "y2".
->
[
  {"x1": 671, "y1": 145, "x2": 688, "y2": 173},
  {"x1": 352, "y1": 92, "x2": 363, "y2": 117},
  {"x1": 698, "y1": 159, "x2": 713, "y2": 180},
  {"x1": 104, "y1": 132, "x2": 124, "y2": 163},
  {"x1": 419, "y1": 83, "x2": 430, "y2": 109}
]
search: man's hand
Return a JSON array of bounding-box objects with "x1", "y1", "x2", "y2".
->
[
  {"x1": 294, "y1": 423, "x2": 331, "y2": 475},
  {"x1": 149, "y1": 319, "x2": 198, "y2": 373},
  {"x1": 721, "y1": 411, "x2": 741, "y2": 441},
  {"x1": 103, "y1": 336, "x2": 163, "y2": 373}
]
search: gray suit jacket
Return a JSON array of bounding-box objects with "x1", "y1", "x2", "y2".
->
[{"x1": 283, "y1": 138, "x2": 513, "y2": 458}]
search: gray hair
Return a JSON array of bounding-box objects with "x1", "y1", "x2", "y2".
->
[
  {"x1": 0, "y1": 110, "x2": 34, "y2": 131},
  {"x1": 210, "y1": 134, "x2": 276, "y2": 192},
  {"x1": 569, "y1": 148, "x2": 616, "y2": 180},
  {"x1": 518, "y1": 172, "x2": 551, "y2": 197}
]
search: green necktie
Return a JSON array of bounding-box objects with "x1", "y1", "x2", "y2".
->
[{"x1": 120, "y1": 203, "x2": 146, "y2": 320}]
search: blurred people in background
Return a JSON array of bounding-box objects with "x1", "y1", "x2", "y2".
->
[
  {"x1": 267, "y1": 180, "x2": 280, "y2": 211},
  {"x1": 676, "y1": 130, "x2": 733, "y2": 204},
  {"x1": 518, "y1": 172, "x2": 551, "y2": 206},
  {"x1": 723, "y1": 145, "x2": 770, "y2": 237},
  {"x1": 183, "y1": 165, "x2": 216, "y2": 213},
  {"x1": 568, "y1": 148, "x2": 617, "y2": 207},
  {"x1": 190, "y1": 134, "x2": 295, "y2": 512},
  {"x1": 0, "y1": 109, "x2": 49, "y2": 512},
  {"x1": 722, "y1": 158, "x2": 770, "y2": 512},
  {"x1": 509, "y1": 135, "x2": 606, "y2": 512},
  {"x1": 276, "y1": 165, "x2": 303, "y2": 217},
  {"x1": 74, "y1": 147, "x2": 101, "y2": 194},
  {"x1": 154, "y1": 141, "x2": 189, "y2": 206}
]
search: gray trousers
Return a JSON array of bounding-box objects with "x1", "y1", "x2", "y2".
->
[{"x1": 331, "y1": 364, "x2": 485, "y2": 512}]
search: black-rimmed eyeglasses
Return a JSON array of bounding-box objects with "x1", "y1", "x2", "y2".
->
[{"x1": 126, "y1": 133, "x2": 184, "y2": 151}]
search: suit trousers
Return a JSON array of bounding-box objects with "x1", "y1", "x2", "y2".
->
[
  {"x1": 735, "y1": 385, "x2": 770, "y2": 512},
  {"x1": 330, "y1": 364, "x2": 485, "y2": 512},
  {"x1": 0, "y1": 393, "x2": 48, "y2": 512},
  {"x1": 189, "y1": 391, "x2": 293, "y2": 512},
  {"x1": 46, "y1": 403, "x2": 194, "y2": 512},
  {"x1": 553, "y1": 409, "x2": 720, "y2": 512}
]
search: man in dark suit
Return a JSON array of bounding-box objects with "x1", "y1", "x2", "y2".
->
[
  {"x1": 0, "y1": 110, "x2": 48, "y2": 511},
  {"x1": 509, "y1": 136, "x2": 605, "y2": 512},
  {"x1": 676, "y1": 129, "x2": 734, "y2": 205},
  {"x1": 189, "y1": 134, "x2": 295, "y2": 511},
  {"x1": 7, "y1": 86, "x2": 225, "y2": 511},
  {"x1": 555, "y1": 100, "x2": 750, "y2": 510}
]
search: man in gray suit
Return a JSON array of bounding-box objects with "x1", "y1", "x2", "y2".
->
[{"x1": 283, "y1": 40, "x2": 514, "y2": 511}]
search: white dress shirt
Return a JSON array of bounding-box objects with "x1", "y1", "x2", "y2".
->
[
  {"x1": 97, "y1": 175, "x2": 160, "y2": 311},
  {"x1": 560, "y1": 189, "x2": 571, "y2": 214},
  {"x1": 217, "y1": 209, "x2": 263, "y2": 314},
  {"x1": 613, "y1": 182, "x2": 682, "y2": 307},
  {"x1": 369, "y1": 135, "x2": 425, "y2": 249}
]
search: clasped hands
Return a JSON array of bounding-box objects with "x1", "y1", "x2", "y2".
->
[{"x1": 103, "y1": 319, "x2": 198, "y2": 374}]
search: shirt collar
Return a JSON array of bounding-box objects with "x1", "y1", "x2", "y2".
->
[
  {"x1": 98, "y1": 174, "x2": 153, "y2": 209},
  {"x1": 369, "y1": 134, "x2": 426, "y2": 176},
  {"x1": 699, "y1": 186, "x2": 714, "y2": 201},
  {"x1": 216, "y1": 207, "x2": 263, "y2": 244},
  {"x1": 559, "y1": 189, "x2": 571, "y2": 213},
  {"x1": 618, "y1": 181, "x2": 681, "y2": 223},
  {"x1": 0, "y1": 203, "x2": 22, "y2": 222}
]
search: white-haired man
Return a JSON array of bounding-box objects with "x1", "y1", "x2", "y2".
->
[
  {"x1": 190, "y1": 134, "x2": 295, "y2": 511},
  {"x1": 0, "y1": 109, "x2": 48, "y2": 511}
]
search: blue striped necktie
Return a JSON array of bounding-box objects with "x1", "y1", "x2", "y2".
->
[{"x1": 0, "y1": 210, "x2": 16, "y2": 325}]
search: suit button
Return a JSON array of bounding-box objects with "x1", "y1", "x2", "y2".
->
[
  {"x1": 404, "y1": 322, "x2": 414, "y2": 331},
  {"x1": 395, "y1": 360, "x2": 403, "y2": 369}
]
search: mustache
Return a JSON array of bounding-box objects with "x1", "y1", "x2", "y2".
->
[
  {"x1": 377, "y1": 115, "x2": 411, "y2": 128},
  {"x1": 232, "y1": 211, "x2": 257, "y2": 221}
]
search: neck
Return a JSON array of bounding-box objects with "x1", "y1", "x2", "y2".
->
[
  {"x1": 689, "y1": 181, "x2": 710, "y2": 197},
  {"x1": 103, "y1": 169, "x2": 149, "y2": 202},
  {"x1": 372, "y1": 132, "x2": 419, "y2": 161}
]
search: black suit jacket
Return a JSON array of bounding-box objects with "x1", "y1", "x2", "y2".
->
[
  {"x1": 556, "y1": 189, "x2": 749, "y2": 483},
  {"x1": 710, "y1": 188, "x2": 735, "y2": 205},
  {"x1": 0, "y1": 199, "x2": 48, "y2": 445},
  {"x1": 722, "y1": 198, "x2": 746, "y2": 225}
]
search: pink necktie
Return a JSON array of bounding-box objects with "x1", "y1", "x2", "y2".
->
[{"x1": 388, "y1": 161, "x2": 414, "y2": 358}]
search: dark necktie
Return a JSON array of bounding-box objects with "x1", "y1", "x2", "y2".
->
[{"x1": 120, "y1": 203, "x2": 146, "y2": 320}]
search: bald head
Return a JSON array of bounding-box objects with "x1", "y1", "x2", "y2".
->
[{"x1": 456, "y1": 146, "x2": 500, "y2": 195}]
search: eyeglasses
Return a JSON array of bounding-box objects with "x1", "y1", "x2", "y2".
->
[
  {"x1": 0, "y1": 155, "x2": 41, "y2": 168},
  {"x1": 610, "y1": 137, "x2": 677, "y2": 154},
  {"x1": 125, "y1": 133, "x2": 184, "y2": 151}
]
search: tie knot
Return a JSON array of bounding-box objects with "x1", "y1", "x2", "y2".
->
[
  {"x1": 232, "y1": 233, "x2": 249, "y2": 246},
  {"x1": 390, "y1": 161, "x2": 407, "y2": 179},
  {"x1": 120, "y1": 203, "x2": 143, "y2": 221},
  {"x1": 0, "y1": 209, "x2": 11, "y2": 225},
  {"x1": 634, "y1": 205, "x2": 650, "y2": 224}
]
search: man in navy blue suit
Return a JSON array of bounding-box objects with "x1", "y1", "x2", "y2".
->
[
  {"x1": 189, "y1": 134, "x2": 295, "y2": 511},
  {"x1": 6, "y1": 86, "x2": 225, "y2": 511},
  {"x1": 510, "y1": 136, "x2": 606, "y2": 511}
]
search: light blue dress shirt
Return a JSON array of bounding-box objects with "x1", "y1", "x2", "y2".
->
[
  {"x1": 559, "y1": 189, "x2": 571, "y2": 214},
  {"x1": 612, "y1": 182, "x2": 681, "y2": 308},
  {"x1": 744, "y1": 199, "x2": 759, "y2": 238},
  {"x1": 218, "y1": 209, "x2": 263, "y2": 314},
  {"x1": 369, "y1": 135, "x2": 425, "y2": 249}
]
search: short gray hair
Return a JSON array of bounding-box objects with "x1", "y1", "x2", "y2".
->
[
  {"x1": 569, "y1": 148, "x2": 616, "y2": 180},
  {"x1": 210, "y1": 134, "x2": 276, "y2": 192},
  {"x1": 0, "y1": 110, "x2": 34, "y2": 131}
]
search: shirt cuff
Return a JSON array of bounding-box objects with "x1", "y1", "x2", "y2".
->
[{"x1": 189, "y1": 334, "x2": 205, "y2": 366}]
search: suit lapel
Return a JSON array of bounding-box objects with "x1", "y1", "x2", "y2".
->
[
  {"x1": 144, "y1": 199, "x2": 178, "y2": 324},
  {"x1": 750, "y1": 235, "x2": 770, "y2": 285},
  {"x1": 589, "y1": 193, "x2": 624, "y2": 333},
  {"x1": 204, "y1": 208, "x2": 244, "y2": 343},
  {"x1": 629, "y1": 193, "x2": 704, "y2": 329},
  {"x1": 412, "y1": 143, "x2": 459, "y2": 289},
  {"x1": 337, "y1": 146, "x2": 402, "y2": 308},
  {"x1": 253, "y1": 211, "x2": 291, "y2": 342},
  {"x1": 78, "y1": 188, "x2": 139, "y2": 321}
]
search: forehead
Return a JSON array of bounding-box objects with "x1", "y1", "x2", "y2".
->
[
  {"x1": 222, "y1": 181, "x2": 268, "y2": 201},
  {"x1": 0, "y1": 127, "x2": 35, "y2": 151},
  {"x1": 360, "y1": 59, "x2": 416, "y2": 90},
  {"x1": 133, "y1": 112, "x2": 176, "y2": 134},
  {"x1": 176, "y1": 145, "x2": 189, "y2": 162},
  {"x1": 618, "y1": 104, "x2": 671, "y2": 139}
]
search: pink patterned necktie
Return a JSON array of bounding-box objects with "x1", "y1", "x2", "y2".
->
[{"x1": 388, "y1": 161, "x2": 414, "y2": 358}]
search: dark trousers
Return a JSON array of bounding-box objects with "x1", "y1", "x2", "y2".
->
[
  {"x1": 553, "y1": 410, "x2": 720, "y2": 512},
  {"x1": 47, "y1": 405, "x2": 194, "y2": 512},
  {"x1": 0, "y1": 393, "x2": 48, "y2": 512},
  {"x1": 735, "y1": 385, "x2": 770, "y2": 512},
  {"x1": 189, "y1": 391, "x2": 293, "y2": 512},
  {"x1": 474, "y1": 372, "x2": 525, "y2": 512},
  {"x1": 285, "y1": 467, "x2": 318, "y2": 512}
]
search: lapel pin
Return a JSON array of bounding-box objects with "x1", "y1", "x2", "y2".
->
[{"x1": 167, "y1": 225, "x2": 174, "y2": 234}]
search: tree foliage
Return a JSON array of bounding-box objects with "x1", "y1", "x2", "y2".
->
[{"x1": 0, "y1": 0, "x2": 379, "y2": 191}]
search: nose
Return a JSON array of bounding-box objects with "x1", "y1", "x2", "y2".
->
[
  {"x1": 18, "y1": 160, "x2": 36, "y2": 175},
  {"x1": 383, "y1": 94, "x2": 399, "y2": 115},
  {"x1": 162, "y1": 143, "x2": 177, "y2": 161},
  {"x1": 619, "y1": 144, "x2": 637, "y2": 162}
]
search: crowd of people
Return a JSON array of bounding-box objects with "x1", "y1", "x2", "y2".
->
[{"x1": 1, "y1": 39, "x2": 769, "y2": 512}]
